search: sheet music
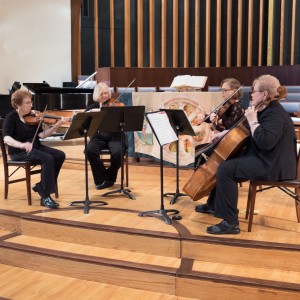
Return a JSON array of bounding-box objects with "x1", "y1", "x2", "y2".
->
[{"x1": 147, "y1": 111, "x2": 178, "y2": 146}]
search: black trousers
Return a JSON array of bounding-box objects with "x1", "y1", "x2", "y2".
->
[
  {"x1": 11, "y1": 145, "x2": 65, "y2": 197},
  {"x1": 86, "y1": 134, "x2": 126, "y2": 185},
  {"x1": 206, "y1": 159, "x2": 246, "y2": 224}
]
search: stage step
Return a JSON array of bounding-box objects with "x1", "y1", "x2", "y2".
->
[
  {"x1": 0, "y1": 263, "x2": 194, "y2": 300},
  {"x1": 0, "y1": 213, "x2": 300, "y2": 299}
]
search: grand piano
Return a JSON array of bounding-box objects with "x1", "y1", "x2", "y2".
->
[
  {"x1": 0, "y1": 82, "x2": 95, "y2": 118},
  {"x1": 23, "y1": 82, "x2": 94, "y2": 111}
]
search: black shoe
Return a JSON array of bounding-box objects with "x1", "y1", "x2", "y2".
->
[
  {"x1": 206, "y1": 220, "x2": 240, "y2": 235},
  {"x1": 195, "y1": 203, "x2": 215, "y2": 214},
  {"x1": 95, "y1": 180, "x2": 114, "y2": 190},
  {"x1": 41, "y1": 196, "x2": 59, "y2": 209},
  {"x1": 32, "y1": 183, "x2": 42, "y2": 197}
]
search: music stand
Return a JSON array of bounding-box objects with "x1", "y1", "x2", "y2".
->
[
  {"x1": 160, "y1": 109, "x2": 196, "y2": 204},
  {"x1": 64, "y1": 112, "x2": 108, "y2": 214},
  {"x1": 139, "y1": 111, "x2": 179, "y2": 225},
  {"x1": 91, "y1": 106, "x2": 145, "y2": 200}
]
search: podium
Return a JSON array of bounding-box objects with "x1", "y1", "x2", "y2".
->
[
  {"x1": 160, "y1": 109, "x2": 196, "y2": 204},
  {"x1": 64, "y1": 112, "x2": 108, "y2": 214},
  {"x1": 139, "y1": 111, "x2": 180, "y2": 225},
  {"x1": 95, "y1": 106, "x2": 145, "y2": 200}
]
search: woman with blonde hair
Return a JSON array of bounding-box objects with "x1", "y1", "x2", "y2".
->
[{"x1": 85, "y1": 82, "x2": 126, "y2": 190}]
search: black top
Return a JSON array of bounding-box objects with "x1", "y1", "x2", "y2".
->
[
  {"x1": 2, "y1": 110, "x2": 42, "y2": 155},
  {"x1": 235, "y1": 101, "x2": 297, "y2": 181}
]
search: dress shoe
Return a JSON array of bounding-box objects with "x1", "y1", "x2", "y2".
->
[
  {"x1": 206, "y1": 220, "x2": 240, "y2": 235},
  {"x1": 32, "y1": 183, "x2": 42, "y2": 197},
  {"x1": 95, "y1": 180, "x2": 114, "y2": 190},
  {"x1": 41, "y1": 196, "x2": 59, "y2": 209},
  {"x1": 195, "y1": 203, "x2": 215, "y2": 214}
]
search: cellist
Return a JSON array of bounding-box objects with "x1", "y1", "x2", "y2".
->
[
  {"x1": 85, "y1": 82, "x2": 127, "y2": 190},
  {"x1": 197, "y1": 74, "x2": 297, "y2": 235}
]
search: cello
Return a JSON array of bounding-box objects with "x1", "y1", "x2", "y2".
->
[{"x1": 183, "y1": 86, "x2": 287, "y2": 201}]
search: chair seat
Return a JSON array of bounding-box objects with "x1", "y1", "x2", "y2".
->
[
  {"x1": 246, "y1": 178, "x2": 300, "y2": 232},
  {"x1": 252, "y1": 179, "x2": 300, "y2": 187}
]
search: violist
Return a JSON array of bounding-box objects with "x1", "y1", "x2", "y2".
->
[
  {"x1": 85, "y1": 82, "x2": 127, "y2": 190},
  {"x1": 197, "y1": 75, "x2": 297, "y2": 235}
]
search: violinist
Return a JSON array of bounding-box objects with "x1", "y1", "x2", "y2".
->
[
  {"x1": 85, "y1": 82, "x2": 127, "y2": 190},
  {"x1": 194, "y1": 79, "x2": 244, "y2": 173},
  {"x1": 198, "y1": 75, "x2": 297, "y2": 234},
  {"x1": 2, "y1": 90, "x2": 68, "y2": 209}
]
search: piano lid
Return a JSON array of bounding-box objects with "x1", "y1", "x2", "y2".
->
[
  {"x1": 22, "y1": 82, "x2": 95, "y2": 111},
  {"x1": 23, "y1": 82, "x2": 94, "y2": 94}
]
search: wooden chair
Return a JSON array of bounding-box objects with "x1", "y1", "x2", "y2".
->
[
  {"x1": 0, "y1": 129, "x2": 58, "y2": 205},
  {"x1": 99, "y1": 148, "x2": 129, "y2": 187},
  {"x1": 245, "y1": 149, "x2": 300, "y2": 232}
]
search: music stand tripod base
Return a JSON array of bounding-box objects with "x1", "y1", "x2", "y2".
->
[
  {"x1": 102, "y1": 188, "x2": 136, "y2": 200},
  {"x1": 139, "y1": 209, "x2": 179, "y2": 225},
  {"x1": 69, "y1": 200, "x2": 108, "y2": 214},
  {"x1": 163, "y1": 191, "x2": 188, "y2": 205}
]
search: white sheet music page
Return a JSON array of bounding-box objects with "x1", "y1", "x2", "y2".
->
[{"x1": 147, "y1": 111, "x2": 178, "y2": 146}]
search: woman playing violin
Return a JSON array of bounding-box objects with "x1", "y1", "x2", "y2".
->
[
  {"x1": 2, "y1": 90, "x2": 68, "y2": 209},
  {"x1": 197, "y1": 75, "x2": 297, "y2": 234},
  {"x1": 85, "y1": 82, "x2": 127, "y2": 190},
  {"x1": 194, "y1": 78, "x2": 244, "y2": 169}
]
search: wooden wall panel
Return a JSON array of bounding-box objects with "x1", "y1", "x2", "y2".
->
[{"x1": 75, "y1": 0, "x2": 300, "y2": 77}]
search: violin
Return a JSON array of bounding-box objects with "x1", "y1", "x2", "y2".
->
[
  {"x1": 102, "y1": 99, "x2": 125, "y2": 107},
  {"x1": 204, "y1": 86, "x2": 243, "y2": 124},
  {"x1": 23, "y1": 110, "x2": 71, "y2": 125}
]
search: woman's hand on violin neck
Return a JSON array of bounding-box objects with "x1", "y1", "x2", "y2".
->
[{"x1": 57, "y1": 116, "x2": 69, "y2": 125}]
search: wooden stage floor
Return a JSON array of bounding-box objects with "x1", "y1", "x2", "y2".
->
[{"x1": 0, "y1": 150, "x2": 300, "y2": 299}]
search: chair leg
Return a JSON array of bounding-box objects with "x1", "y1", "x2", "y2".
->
[
  {"x1": 4, "y1": 170, "x2": 9, "y2": 199},
  {"x1": 245, "y1": 183, "x2": 251, "y2": 220},
  {"x1": 295, "y1": 187, "x2": 300, "y2": 223},
  {"x1": 296, "y1": 200, "x2": 300, "y2": 223},
  {"x1": 25, "y1": 166, "x2": 32, "y2": 205},
  {"x1": 247, "y1": 182, "x2": 258, "y2": 232}
]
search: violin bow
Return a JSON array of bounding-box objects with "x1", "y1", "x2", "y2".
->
[
  {"x1": 30, "y1": 105, "x2": 48, "y2": 149},
  {"x1": 114, "y1": 78, "x2": 136, "y2": 103}
]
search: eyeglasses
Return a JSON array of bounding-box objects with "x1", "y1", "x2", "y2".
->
[{"x1": 220, "y1": 89, "x2": 233, "y2": 93}]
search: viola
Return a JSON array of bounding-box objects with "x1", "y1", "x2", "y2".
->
[{"x1": 23, "y1": 110, "x2": 71, "y2": 125}]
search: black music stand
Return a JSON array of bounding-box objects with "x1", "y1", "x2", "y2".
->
[
  {"x1": 160, "y1": 109, "x2": 196, "y2": 204},
  {"x1": 64, "y1": 112, "x2": 108, "y2": 214},
  {"x1": 91, "y1": 106, "x2": 145, "y2": 200},
  {"x1": 139, "y1": 111, "x2": 179, "y2": 225}
]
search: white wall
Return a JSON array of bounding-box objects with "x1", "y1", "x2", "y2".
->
[{"x1": 0, "y1": 0, "x2": 71, "y2": 94}]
